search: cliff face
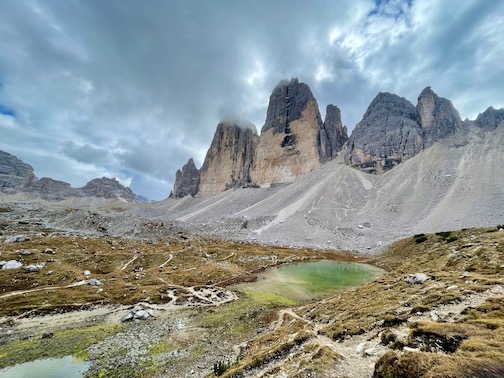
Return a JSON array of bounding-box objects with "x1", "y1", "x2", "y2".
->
[
  {"x1": 320, "y1": 104, "x2": 348, "y2": 161},
  {"x1": 171, "y1": 158, "x2": 200, "y2": 198},
  {"x1": 197, "y1": 120, "x2": 259, "y2": 197},
  {"x1": 252, "y1": 78, "x2": 331, "y2": 187},
  {"x1": 417, "y1": 86, "x2": 462, "y2": 147},
  {"x1": 24, "y1": 177, "x2": 81, "y2": 201},
  {"x1": 475, "y1": 106, "x2": 504, "y2": 130},
  {"x1": 345, "y1": 87, "x2": 464, "y2": 173},
  {"x1": 344, "y1": 92, "x2": 424, "y2": 173},
  {"x1": 0, "y1": 150, "x2": 37, "y2": 193}
]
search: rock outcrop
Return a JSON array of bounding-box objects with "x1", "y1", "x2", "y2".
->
[
  {"x1": 0, "y1": 150, "x2": 140, "y2": 201},
  {"x1": 198, "y1": 120, "x2": 259, "y2": 197},
  {"x1": 345, "y1": 87, "x2": 464, "y2": 173},
  {"x1": 171, "y1": 158, "x2": 200, "y2": 198},
  {"x1": 24, "y1": 177, "x2": 81, "y2": 201},
  {"x1": 344, "y1": 92, "x2": 424, "y2": 173},
  {"x1": 474, "y1": 106, "x2": 504, "y2": 130},
  {"x1": 0, "y1": 151, "x2": 37, "y2": 193},
  {"x1": 252, "y1": 78, "x2": 336, "y2": 186},
  {"x1": 320, "y1": 104, "x2": 348, "y2": 161},
  {"x1": 81, "y1": 177, "x2": 138, "y2": 201},
  {"x1": 417, "y1": 86, "x2": 462, "y2": 147}
]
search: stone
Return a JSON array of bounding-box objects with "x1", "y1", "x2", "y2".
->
[
  {"x1": 405, "y1": 273, "x2": 431, "y2": 284},
  {"x1": 403, "y1": 346, "x2": 420, "y2": 352},
  {"x1": 24, "y1": 263, "x2": 45, "y2": 272},
  {"x1": 133, "y1": 310, "x2": 150, "y2": 320},
  {"x1": 2, "y1": 260, "x2": 22, "y2": 270},
  {"x1": 84, "y1": 270, "x2": 91, "y2": 276},
  {"x1": 88, "y1": 279, "x2": 102, "y2": 286},
  {"x1": 0, "y1": 150, "x2": 37, "y2": 194},
  {"x1": 171, "y1": 158, "x2": 200, "y2": 198},
  {"x1": 4, "y1": 235, "x2": 27, "y2": 243},
  {"x1": 198, "y1": 120, "x2": 259, "y2": 196},
  {"x1": 43, "y1": 248, "x2": 55, "y2": 254},
  {"x1": 447, "y1": 285, "x2": 459, "y2": 290},
  {"x1": 364, "y1": 347, "x2": 377, "y2": 356},
  {"x1": 20, "y1": 249, "x2": 32, "y2": 256},
  {"x1": 41, "y1": 332, "x2": 54, "y2": 339},
  {"x1": 356, "y1": 342, "x2": 367, "y2": 355}
]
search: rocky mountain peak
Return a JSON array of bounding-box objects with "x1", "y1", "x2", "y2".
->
[
  {"x1": 170, "y1": 158, "x2": 200, "y2": 198},
  {"x1": 417, "y1": 86, "x2": 462, "y2": 147},
  {"x1": 475, "y1": 106, "x2": 504, "y2": 130},
  {"x1": 197, "y1": 120, "x2": 259, "y2": 197},
  {"x1": 0, "y1": 150, "x2": 37, "y2": 193},
  {"x1": 82, "y1": 177, "x2": 138, "y2": 201},
  {"x1": 24, "y1": 177, "x2": 80, "y2": 201},
  {"x1": 261, "y1": 77, "x2": 317, "y2": 135},
  {"x1": 320, "y1": 104, "x2": 348, "y2": 161},
  {"x1": 344, "y1": 92, "x2": 423, "y2": 173},
  {"x1": 252, "y1": 78, "x2": 333, "y2": 187}
]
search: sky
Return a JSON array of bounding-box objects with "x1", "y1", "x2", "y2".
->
[{"x1": 0, "y1": 0, "x2": 502, "y2": 200}]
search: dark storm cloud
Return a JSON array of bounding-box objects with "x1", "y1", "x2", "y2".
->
[{"x1": 0, "y1": 0, "x2": 502, "y2": 199}]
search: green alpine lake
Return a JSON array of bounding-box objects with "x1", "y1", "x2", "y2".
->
[{"x1": 232, "y1": 259, "x2": 385, "y2": 302}]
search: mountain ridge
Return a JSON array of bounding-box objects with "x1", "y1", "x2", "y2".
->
[{"x1": 0, "y1": 150, "x2": 142, "y2": 202}]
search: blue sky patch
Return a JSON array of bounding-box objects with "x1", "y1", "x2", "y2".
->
[{"x1": 0, "y1": 104, "x2": 16, "y2": 117}]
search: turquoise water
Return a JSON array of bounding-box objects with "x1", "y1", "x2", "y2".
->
[
  {"x1": 0, "y1": 356, "x2": 90, "y2": 378},
  {"x1": 232, "y1": 260, "x2": 384, "y2": 301}
]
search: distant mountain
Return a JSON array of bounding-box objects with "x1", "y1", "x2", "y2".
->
[
  {"x1": 0, "y1": 150, "x2": 140, "y2": 202},
  {"x1": 171, "y1": 80, "x2": 502, "y2": 198},
  {"x1": 171, "y1": 78, "x2": 349, "y2": 197}
]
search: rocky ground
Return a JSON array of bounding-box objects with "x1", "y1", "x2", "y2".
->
[{"x1": 0, "y1": 200, "x2": 503, "y2": 377}]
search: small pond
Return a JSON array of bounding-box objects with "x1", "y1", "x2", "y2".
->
[
  {"x1": 232, "y1": 259, "x2": 384, "y2": 302},
  {"x1": 0, "y1": 356, "x2": 90, "y2": 378}
]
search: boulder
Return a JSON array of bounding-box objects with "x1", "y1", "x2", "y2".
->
[
  {"x1": 405, "y1": 273, "x2": 431, "y2": 284},
  {"x1": 24, "y1": 263, "x2": 45, "y2": 272},
  {"x1": 4, "y1": 235, "x2": 27, "y2": 243},
  {"x1": 88, "y1": 278, "x2": 102, "y2": 286},
  {"x1": 2, "y1": 260, "x2": 22, "y2": 270}
]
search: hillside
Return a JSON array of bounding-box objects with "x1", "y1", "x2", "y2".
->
[{"x1": 133, "y1": 126, "x2": 504, "y2": 253}]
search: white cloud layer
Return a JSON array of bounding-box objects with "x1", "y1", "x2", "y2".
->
[{"x1": 0, "y1": 0, "x2": 502, "y2": 199}]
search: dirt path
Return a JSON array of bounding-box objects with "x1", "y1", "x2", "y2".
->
[
  {"x1": 158, "y1": 254, "x2": 173, "y2": 268},
  {"x1": 0, "y1": 280, "x2": 89, "y2": 300},
  {"x1": 261, "y1": 285, "x2": 504, "y2": 378},
  {"x1": 120, "y1": 255, "x2": 138, "y2": 271}
]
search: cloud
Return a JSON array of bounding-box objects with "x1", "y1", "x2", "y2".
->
[
  {"x1": 0, "y1": 114, "x2": 17, "y2": 128},
  {"x1": 0, "y1": 0, "x2": 502, "y2": 199},
  {"x1": 61, "y1": 141, "x2": 109, "y2": 165}
]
